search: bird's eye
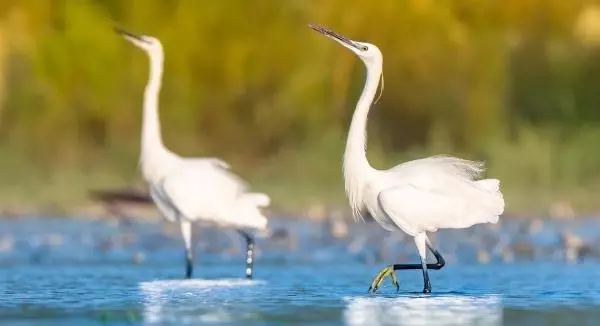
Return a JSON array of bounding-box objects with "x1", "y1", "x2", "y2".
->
[{"x1": 362, "y1": 46, "x2": 369, "y2": 51}]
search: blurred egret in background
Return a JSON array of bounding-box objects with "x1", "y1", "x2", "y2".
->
[
  {"x1": 309, "y1": 24, "x2": 505, "y2": 294},
  {"x1": 115, "y1": 28, "x2": 270, "y2": 279}
]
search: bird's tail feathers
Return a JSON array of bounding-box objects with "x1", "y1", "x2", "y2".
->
[
  {"x1": 243, "y1": 193, "x2": 271, "y2": 207},
  {"x1": 222, "y1": 193, "x2": 269, "y2": 230},
  {"x1": 475, "y1": 178, "x2": 500, "y2": 192},
  {"x1": 448, "y1": 178, "x2": 504, "y2": 229},
  {"x1": 473, "y1": 178, "x2": 504, "y2": 223},
  {"x1": 233, "y1": 205, "x2": 268, "y2": 230}
]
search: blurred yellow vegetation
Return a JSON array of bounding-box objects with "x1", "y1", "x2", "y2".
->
[{"x1": 0, "y1": 0, "x2": 599, "y2": 213}]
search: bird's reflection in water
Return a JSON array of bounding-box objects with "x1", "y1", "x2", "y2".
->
[
  {"x1": 139, "y1": 279, "x2": 262, "y2": 324},
  {"x1": 343, "y1": 294, "x2": 502, "y2": 326}
]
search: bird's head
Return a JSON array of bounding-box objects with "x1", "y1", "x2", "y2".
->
[
  {"x1": 309, "y1": 24, "x2": 382, "y2": 65},
  {"x1": 114, "y1": 27, "x2": 163, "y2": 55}
]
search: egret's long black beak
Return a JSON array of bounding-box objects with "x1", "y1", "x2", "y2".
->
[
  {"x1": 113, "y1": 27, "x2": 150, "y2": 44},
  {"x1": 308, "y1": 24, "x2": 362, "y2": 51}
]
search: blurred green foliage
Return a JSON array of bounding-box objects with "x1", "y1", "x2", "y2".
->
[{"x1": 1, "y1": 0, "x2": 600, "y2": 213}]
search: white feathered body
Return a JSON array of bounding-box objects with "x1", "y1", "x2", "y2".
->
[
  {"x1": 347, "y1": 155, "x2": 504, "y2": 236},
  {"x1": 141, "y1": 150, "x2": 269, "y2": 230}
]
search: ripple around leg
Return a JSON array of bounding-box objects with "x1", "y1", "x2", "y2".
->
[{"x1": 343, "y1": 294, "x2": 502, "y2": 326}]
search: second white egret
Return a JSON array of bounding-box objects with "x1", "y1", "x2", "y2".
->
[
  {"x1": 115, "y1": 28, "x2": 270, "y2": 279},
  {"x1": 309, "y1": 24, "x2": 505, "y2": 294}
]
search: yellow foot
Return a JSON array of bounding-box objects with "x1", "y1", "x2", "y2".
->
[{"x1": 367, "y1": 265, "x2": 399, "y2": 293}]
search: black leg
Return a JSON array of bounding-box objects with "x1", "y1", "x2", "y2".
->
[
  {"x1": 185, "y1": 247, "x2": 193, "y2": 279},
  {"x1": 420, "y1": 256, "x2": 431, "y2": 294},
  {"x1": 237, "y1": 230, "x2": 254, "y2": 279},
  {"x1": 392, "y1": 243, "x2": 445, "y2": 271},
  {"x1": 180, "y1": 219, "x2": 194, "y2": 279},
  {"x1": 368, "y1": 241, "x2": 445, "y2": 293}
]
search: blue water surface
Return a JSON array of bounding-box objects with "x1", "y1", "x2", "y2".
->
[{"x1": 0, "y1": 217, "x2": 599, "y2": 325}]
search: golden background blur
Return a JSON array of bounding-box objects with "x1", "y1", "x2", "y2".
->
[{"x1": 0, "y1": 1, "x2": 600, "y2": 215}]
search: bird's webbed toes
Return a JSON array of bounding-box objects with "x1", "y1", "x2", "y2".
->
[{"x1": 368, "y1": 265, "x2": 398, "y2": 293}]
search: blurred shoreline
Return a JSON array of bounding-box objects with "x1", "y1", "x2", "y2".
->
[
  {"x1": 0, "y1": 199, "x2": 594, "y2": 222},
  {"x1": 1, "y1": 136, "x2": 600, "y2": 221}
]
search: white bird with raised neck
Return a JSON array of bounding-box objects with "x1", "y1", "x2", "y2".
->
[
  {"x1": 115, "y1": 27, "x2": 270, "y2": 279},
  {"x1": 309, "y1": 24, "x2": 504, "y2": 294}
]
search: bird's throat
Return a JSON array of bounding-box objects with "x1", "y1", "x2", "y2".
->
[{"x1": 141, "y1": 51, "x2": 166, "y2": 159}]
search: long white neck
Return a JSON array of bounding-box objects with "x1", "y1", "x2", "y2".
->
[
  {"x1": 343, "y1": 57, "x2": 382, "y2": 220},
  {"x1": 140, "y1": 49, "x2": 166, "y2": 160},
  {"x1": 343, "y1": 58, "x2": 382, "y2": 178}
]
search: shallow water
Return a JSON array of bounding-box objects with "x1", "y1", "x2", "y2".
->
[
  {"x1": 1, "y1": 217, "x2": 600, "y2": 325},
  {"x1": 3, "y1": 263, "x2": 600, "y2": 325}
]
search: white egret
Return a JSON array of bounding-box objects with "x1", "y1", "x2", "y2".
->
[
  {"x1": 309, "y1": 24, "x2": 505, "y2": 293},
  {"x1": 115, "y1": 28, "x2": 270, "y2": 279}
]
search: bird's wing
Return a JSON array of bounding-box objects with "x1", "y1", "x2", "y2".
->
[
  {"x1": 148, "y1": 184, "x2": 178, "y2": 222},
  {"x1": 377, "y1": 184, "x2": 453, "y2": 235},
  {"x1": 182, "y1": 158, "x2": 249, "y2": 189},
  {"x1": 158, "y1": 160, "x2": 246, "y2": 222},
  {"x1": 377, "y1": 176, "x2": 501, "y2": 235}
]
